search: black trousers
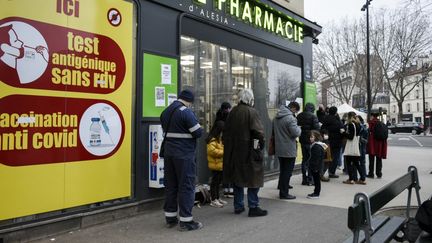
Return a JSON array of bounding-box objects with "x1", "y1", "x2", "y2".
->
[
  {"x1": 278, "y1": 157, "x2": 296, "y2": 197},
  {"x1": 345, "y1": 156, "x2": 361, "y2": 181},
  {"x1": 210, "y1": 170, "x2": 222, "y2": 200},
  {"x1": 311, "y1": 171, "x2": 321, "y2": 195},
  {"x1": 368, "y1": 155, "x2": 383, "y2": 177}
]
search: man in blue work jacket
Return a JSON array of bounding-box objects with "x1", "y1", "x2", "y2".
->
[{"x1": 160, "y1": 89, "x2": 203, "y2": 231}]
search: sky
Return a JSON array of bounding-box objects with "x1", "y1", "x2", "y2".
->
[{"x1": 304, "y1": 0, "x2": 405, "y2": 26}]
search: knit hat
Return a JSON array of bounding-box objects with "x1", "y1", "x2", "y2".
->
[
  {"x1": 221, "y1": 102, "x2": 231, "y2": 110},
  {"x1": 329, "y1": 106, "x2": 338, "y2": 115},
  {"x1": 178, "y1": 89, "x2": 194, "y2": 103}
]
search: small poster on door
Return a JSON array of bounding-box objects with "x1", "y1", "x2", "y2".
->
[
  {"x1": 155, "y1": 87, "x2": 165, "y2": 107},
  {"x1": 161, "y1": 64, "x2": 171, "y2": 84}
]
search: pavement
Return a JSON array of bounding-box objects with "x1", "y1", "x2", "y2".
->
[{"x1": 31, "y1": 146, "x2": 432, "y2": 243}]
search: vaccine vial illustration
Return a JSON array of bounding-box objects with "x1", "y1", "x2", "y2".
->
[{"x1": 89, "y1": 117, "x2": 101, "y2": 146}]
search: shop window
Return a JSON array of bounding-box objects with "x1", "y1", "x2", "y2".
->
[{"x1": 180, "y1": 35, "x2": 301, "y2": 175}]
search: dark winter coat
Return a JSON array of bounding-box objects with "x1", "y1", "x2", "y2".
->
[
  {"x1": 223, "y1": 103, "x2": 265, "y2": 188},
  {"x1": 309, "y1": 142, "x2": 326, "y2": 172},
  {"x1": 297, "y1": 104, "x2": 320, "y2": 144},
  {"x1": 367, "y1": 118, "x2": 388, "y2": 159},
  {"x1": 321, "y1": 114, "x2": 344, "y2": 148}
]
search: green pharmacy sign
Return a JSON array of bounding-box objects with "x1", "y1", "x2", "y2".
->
[{"x1": 194, "y1": 0, "x2": 304, "y2": 43}]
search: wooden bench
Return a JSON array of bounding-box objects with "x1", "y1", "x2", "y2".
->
[{"x1": 344, "y1": 166, "x2": 422, "y2": 243}]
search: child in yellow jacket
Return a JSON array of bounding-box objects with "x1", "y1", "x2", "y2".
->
[{"x1": 206, "y1": 121, "x2": 227, "y2": 208}]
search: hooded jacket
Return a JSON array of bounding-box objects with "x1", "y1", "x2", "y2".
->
[
  {"x1": 297, "y1": 103, "x2": 320, "y2": 144},
  {"x1": 273, "y1": 105, "x2": 301, "y2": 158},
  {"x1": 309, "y1": 142, "x2": 328, "y2": 172}
]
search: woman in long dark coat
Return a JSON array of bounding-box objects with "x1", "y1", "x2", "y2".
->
[{"x1": 223, "y1": 89, "x2": 267, "y2": 217}]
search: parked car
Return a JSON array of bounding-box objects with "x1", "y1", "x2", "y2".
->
[{"x1": 388, "y1": 122, "x2": 424, "y2": 135}]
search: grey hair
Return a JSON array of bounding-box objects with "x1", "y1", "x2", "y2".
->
[{"x1": 238, "y1": 88, "x2": 254, "y2": 106}]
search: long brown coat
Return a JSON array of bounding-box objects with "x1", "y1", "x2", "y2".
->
[{"x1": 222, "y1": 103, "x2": 265, "y2": 188}]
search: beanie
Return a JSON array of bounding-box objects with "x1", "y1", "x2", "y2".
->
[
  {"x1": 329, "y1": 106, "x2": 338, "y2": 115},
  {"x1": 178, "y1": 89, "x2": 195, "y2": 103},
  {"x1": 221, "y1": 102, "x2": 231, "y2": 110}
]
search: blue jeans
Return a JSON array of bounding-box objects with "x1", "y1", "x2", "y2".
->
[{"x1": 233, "y1": 184, "x2": 259, "y2": 209}]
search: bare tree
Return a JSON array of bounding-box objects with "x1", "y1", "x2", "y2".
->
[
  {"x1": 314, "y1": 19, "x2": 366, "y2": 105},
  {"x1": 370, "y1": 8, "x2": 432, "y2": 121}
]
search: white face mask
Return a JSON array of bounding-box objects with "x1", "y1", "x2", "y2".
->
[{"x1": 323, "y1": 135, "x2": 329, "y2": 140}]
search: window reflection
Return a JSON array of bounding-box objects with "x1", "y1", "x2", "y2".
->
[{"x1": 180, "y1": 35, "x2": 302, "y2": 177}]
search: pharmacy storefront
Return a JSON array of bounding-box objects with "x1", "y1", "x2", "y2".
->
[{"x1": 139, "y1": 0, "x2": 321, "y2": 183}]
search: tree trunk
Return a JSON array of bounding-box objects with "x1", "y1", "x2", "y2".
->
[{"x1": 397, "y1": 101, "x2": 403, "y2": 123}]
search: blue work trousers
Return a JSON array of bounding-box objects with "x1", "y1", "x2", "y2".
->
[
  {"x1": 163, "y1": 155, "x2": 196, "y2": 222},
  {"x1": 233, "y1": 185, "x2": 259, "y2": 210}
]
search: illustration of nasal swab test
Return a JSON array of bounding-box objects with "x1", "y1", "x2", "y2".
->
[{"x1": 98, "y1": 108, "x2": 114, "y2": 145}]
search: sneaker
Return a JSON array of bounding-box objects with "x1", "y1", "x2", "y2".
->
[
  {"x1": 301, "y1": 181, "x2": 314, "y2": 186},
  {"x1": 217, "y1": 199, "x2": 228, "y2": 205},
  {"x1": 210, "y1": 200, "x2": 223, "y2": 208},
  {"x1": 179, "y1": 220, "x2": 203, "y2": 231},
  {"x1": 165, "y1": 217, "x2": 178, "y2": 228},
  {"x1": 342, "y1": 180, "x2": 355, "y2": 184},
  {"x1": 329, "y1": 174, "x2": 339, "y2": 178},
  {"x1": 248, "y1": 207, "x2": 268, "y2": 217},
  {"x1": 355, "y1": 180, "x2": 367, "y2": 185},
  {"x1": 223, "y1": 192, "x2": 233, "y2": 198},
  {"x1": 234, "y1": 207, "x2": 245, "y2": 214},
  {"x1": 280, "y1": 194, "x2": 296, "y2": 200},
  {"x1": 307, "y1": 193, "x2": 320, "y2": 199},
  {"x1": 320, "y1": 176, "x2": 330, "y2": 182}
]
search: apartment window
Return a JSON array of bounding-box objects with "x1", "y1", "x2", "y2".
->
[
  {"x1": 415, "y1": 90, "x2": 419, "y2": 99},
  {"x1": 407, "y1": 103, "x2": 411, "y2": 112},
  {"x1": 417, "y1": 103, "x2": 420, "y2": 112},
  {"x1": 426, "y1": 102, "x2": 429, "y2": 111},
  {"x1": 392, "y1": 105, "x2": 396, "y2": 113}
]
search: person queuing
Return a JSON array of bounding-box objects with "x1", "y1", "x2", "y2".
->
[
  {"x1": 321, "y1": 106, "x2": 344, "y2": 179},
  {"x1": 307, "y1": 130, "x2": 328, "y2": 199},
  {"x1": 320, "y1": 129, "x2": 332, "y2": 182},
  {"x1": 357, "y1": 115, "x2": 369, "y2": 184},
  {"x1": 297, "y1": 103, "x2": 320, "y2": 186},
  {"x1": 342, "y1": 112, "x2": 362, "y2": 185},
  {"x1": 206, "y1": 120, "x2": 228, "y2": 208},
  {"x1": 273, "y1": 101, "x2": 301, "y2": 200},
  {"x1": 367, "y1": 113, "x2": 388, "y2": 179},
  {"x1": 214, "y1": 102, "x2": 234, "y2": 198},
  {"x1": 160, "y1": 89, "x2": 203, "y2": 231},
  {"x1": 223, "y1": 89, "x2": 268, "y2": 217}
]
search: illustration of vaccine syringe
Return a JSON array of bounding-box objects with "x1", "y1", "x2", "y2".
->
[{"x1": 98, "y1": 110, "x2": 114, "y2": 145}]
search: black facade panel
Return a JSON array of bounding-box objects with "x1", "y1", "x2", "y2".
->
[{"x1": 140, "y1": 1, "x2": 179, "y2": 56}]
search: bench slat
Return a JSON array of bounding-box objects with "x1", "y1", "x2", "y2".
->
[
  {"x1": 343, "y1": 216, "x2": 389, "y2": 243},
  {"x1": 370, "y1": 216, "x2": 405, "y2": 243},
  {"x1": 369, "y1": 172, "x2": 413, "y2": 214}
]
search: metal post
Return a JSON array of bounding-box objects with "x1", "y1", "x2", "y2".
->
[
  {"x1": 423, "y1": 77, "x2": 426, "y2": 136},
  {"x1": 362, "y1": 0, "x2": 372, "y2": 121}
]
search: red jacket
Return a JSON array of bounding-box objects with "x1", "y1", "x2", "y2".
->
[{"x1": 367, "y1": 118, "x2": 387, "y2": 159}]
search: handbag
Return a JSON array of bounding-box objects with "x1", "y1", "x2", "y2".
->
[
  {"x1": 268, "y1": 129, "x2": 275, "y2": 156},
  {"x1": 344, "y1": 124, "x2": 360, "y2": 156}
]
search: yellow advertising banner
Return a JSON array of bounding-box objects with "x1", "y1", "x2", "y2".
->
[{"x1": 0, "y1": 0, "x2": 134, "y2": 220}]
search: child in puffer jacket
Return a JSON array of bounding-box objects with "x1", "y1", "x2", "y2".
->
[
  {"x1": 307, "y1": 130, "x2": 328, "y2": 199},
  {"x1": 206, "y1": 121, "x2": 227, "y2": 208}
]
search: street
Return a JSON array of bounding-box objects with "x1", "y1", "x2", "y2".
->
[{"x1": 387, "y1": 133, "x2": 432, "y2": 147}]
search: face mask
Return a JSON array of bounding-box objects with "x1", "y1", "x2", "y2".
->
[{"x1": 324, "y1": 135, "x2": 329, "y2": 140}]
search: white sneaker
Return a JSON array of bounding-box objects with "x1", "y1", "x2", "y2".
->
[
  {"x1": 217, "y1": 199, "x2": 228, "y2": 205},
  {"x1": 210, "y1": 200, "x2": 223, "y2": 208}
]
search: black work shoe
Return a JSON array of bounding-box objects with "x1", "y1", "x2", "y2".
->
[
  {"x1": 329, "y1": 174, "x2": 339, "y2": 178},
  {"x1": 178, "y1": 220, "x2": 203, "y2": 231},
  {"x1": 248, "y1": 207, "x2": 268, "y2": 217},
  {"x1": 165, "y1": 217, "x2": 178, "y2": 228},
  {"x1": 234, "y1": 207, "x2": 245, "y2": 214},
  {"x1": 366, "y1": 174, "x2": 374, "y2": 179},
  {"x1": 288, "y1": 185, "x2": 293, "y2": 189},
  {"x1": 280, "y1": 194, "x2": 296, "y2": 200}
]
